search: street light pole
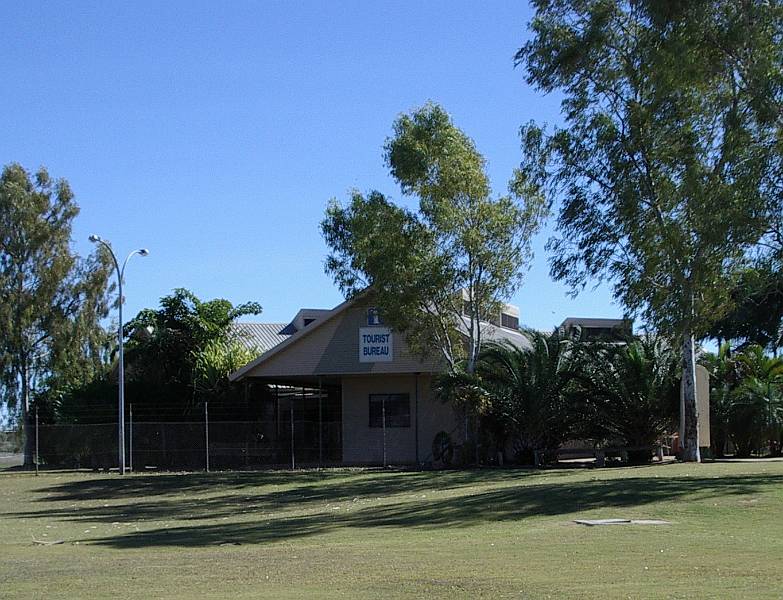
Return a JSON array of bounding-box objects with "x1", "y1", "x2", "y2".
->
[{"x1": 89, "y1": 235, "x2": 148, "y2": 475}]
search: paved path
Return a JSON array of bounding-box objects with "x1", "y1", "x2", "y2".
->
[{"x1": 0, "y1": 453, "x2": 23, "y2": 469}]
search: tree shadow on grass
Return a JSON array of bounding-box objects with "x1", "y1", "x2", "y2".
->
[
  {"x1": 16, "y1": 468, "x2": 576, "y2": 525},
  {"x1": 21, "y1": 471, "x2": 781, "y2": 549},
  {"x1": 27, "y1": 467, "x2": 574, "y2": 502}
]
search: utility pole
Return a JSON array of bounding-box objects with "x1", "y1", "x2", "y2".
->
[
  {"x1": 88, "y1": 235, "x2": 149, "y2": 475},
  {"x1": 34, "y1": 406, "x2": 39, "y2": 476}
]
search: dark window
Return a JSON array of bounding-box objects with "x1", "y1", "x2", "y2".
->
[
  {"x1": 585, "y1": 327, "x2": 612, "y2": 340},
  {"x1": 303, "y1": 318, "x2": 316, "y2": 326},
  {"x1": 367, "y1": 307, "x2": 383, "y2": 326},
  {"x1": 369, "y1": 394, "x2": 410, "y2": 428},
  {"x1": 501, "y1": 313, "x2": 519, "y2": 329}
]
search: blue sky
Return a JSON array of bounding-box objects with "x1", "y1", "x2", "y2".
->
[{"x1": 1, "y1": 1, "x2": 618, "y2": 329}]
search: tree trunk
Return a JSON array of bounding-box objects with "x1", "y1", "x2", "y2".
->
[
  {"x1": 681, "y1": 332, "x2": 701, "y2": 462},
  {"x1": 21, "y1": 363, "x2": 36, "y2": 468}
]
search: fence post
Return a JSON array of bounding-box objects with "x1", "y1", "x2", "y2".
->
[
  {"x1": 382, "y1": 397, "x2": 387, "y2": 468},
  {"x1": 129, "y1": 403, "x2": 133, "y2": 473},
  {"x1": 414, "y1": 373, "x2": 419, "y2": 467},
  {"x1": 35, "y1": 406, "x2": 39, "y2": 476},
  {"x1": 205, "y1": 401, "x2": 210, "y2": 473},
  {"x1": 318, "y1": 378, "x2": 323, "y2": 468},
  {"x1": 289, "y1": 395, "x2": 295, "y2": 470}
]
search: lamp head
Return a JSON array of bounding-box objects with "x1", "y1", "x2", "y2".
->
[
  {"x1": 88, "y1": 234, "x2": 101, "y2": 243},
  {"x1": 138, "y1": 249, "x2": 149, "y2": 257}
]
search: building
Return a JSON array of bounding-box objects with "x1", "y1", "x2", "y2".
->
[
  {"x1": 229, "y1": 299, "x2": 711, "y2": 466},
  {"x1": 558, "y1": 317, "x2": 633, "y2": 341},
  {"x1": 229, "y1": 293, "x2": 528, "y2": 466}
]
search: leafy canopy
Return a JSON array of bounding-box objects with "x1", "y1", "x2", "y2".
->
[
  {"x1": 704, "y1": 344, "x2": 783, "y2": 457},
  {"x1": 517, "y1": 0, "x2": 781, "y2": 338},
  {"x1": 322, "y1": 103, "x2": 546, "y2": 372},
  {"x1": 123, "y1": 287, "x2": 262, "y2": 393},
  {"x1": 516, "y1": 0, "x2": 783, "y2": 461},
  {"x1": 707, "y1": 264, "x2": 783, "y2": 353},
  {"x1": 0, "y1": 163, "x2": 112, "y2": 463}
]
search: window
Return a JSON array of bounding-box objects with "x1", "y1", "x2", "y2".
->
[
  {"x1": 369, "y1": 394, "x2": 410, "y2": 428},
  {"x1": 367, "y1": 307, "x2": 383, "y2": 326},
  {"x1": 501, "y1": 313, "x2": 519, "y2": 330},
  {"x1": 303, "y1": 318, "x2": 316, "y2": 326}
]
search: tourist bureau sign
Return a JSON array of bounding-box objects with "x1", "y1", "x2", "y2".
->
[{"x1": 359, "y1": 327, "x2": 393, "y2": 362}]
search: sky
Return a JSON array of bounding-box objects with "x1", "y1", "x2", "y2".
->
[{"x1": 1, "y1": 1, "x2": 618, "y2": 330}]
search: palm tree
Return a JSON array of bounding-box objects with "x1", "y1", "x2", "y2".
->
[
  {"x1": 435, "y1": 329, "x2": 576, "y2": 465},
  {"x1": 702, "y1": 343, "x2": 743, "y2": 457},
  {"x1": 731, "y1": 346, "x2": 783, "y2": 456},
  {"x1": 570, "y1": 334, "x2": 680, "y2": 464}
]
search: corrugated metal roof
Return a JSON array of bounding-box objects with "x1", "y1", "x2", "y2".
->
[
  {"x1": 456, "y1": 320, "x2": 533, "y2": 350},
  {"x1": 480, "y1": 322, "x2": 533, "y2": 349},
  {"x1": 230, "y1": 322, "x2": 291, "y2": 353}
]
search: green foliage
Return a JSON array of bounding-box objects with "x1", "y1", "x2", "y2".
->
[
  {"x1": 193, "y1": 338, "x2": 258, "y2": 398},
  {"x1": 56, "y1": 288, "x2": 263, "y2": 423},
  {"x1": 0, "y1": 163, "x2": 112, "y2": 462},
  {"x1": 436, "y1": 330, "x2": 577, "y2": 464},
  {"x1": 570, "y1": 334, "x2": 680, "y2": 463},
  {"x1": 322, "y1": 103, "x2": 546, "y2": 373},
  {"x1": 703, "y1": 344, "x2": 783, "y2": 457},
  {"x1": 707, "y1": 265, "x2": 783, "y2": 353},
  {"x1": 518, "y1": 0, "x2": 780, "y2": 337},
  {"x1": 123, "y1": 287, "x2": 261, "y2": 393},
  {"x1": 516, "y1": 0, "x2": 783, "y2": 460},
  {"x1": 437, "y1": 331, "x2": 683, "y2": 465},
  {"x1": 731, "y1": 347, "x2": 783, "y2": 456}
]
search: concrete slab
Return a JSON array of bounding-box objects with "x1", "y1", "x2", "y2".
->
[
  {"x1": 574, "y1": 519, "x2": 631, "y2": 526},
  {"x1": 574, "y1": 518, "x2": 671, "y2": 526}
]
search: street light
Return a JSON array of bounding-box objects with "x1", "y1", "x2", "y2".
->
[{"x1": 89, "y1": 235, "x2": 149, "y2": 474}]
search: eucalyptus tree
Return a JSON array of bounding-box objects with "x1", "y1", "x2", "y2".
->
[
  {"x1": 0, "y1": 163, "x2": 112, "y2": 466},
  {"x1": 516, "y1": 1, "x2": 782, "y2": 460},
  {"x1": 322, "y1": 103, "x2": 547, "y2": 373},
  {"x1": 707, "y1": 265, "x2": 783, "y2": 355}
]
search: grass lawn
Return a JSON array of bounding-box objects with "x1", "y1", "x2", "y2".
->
[{"x1": 1, "y1": 461, "x2": 782, "y2": 599}]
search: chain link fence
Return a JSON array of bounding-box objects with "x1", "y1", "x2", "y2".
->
[
  {"x1": 29, "y1": 416, "x2": 344, "y2": 471},
  {"x1": 0, "y1": 429, "x2": 23, "y2": 469}
]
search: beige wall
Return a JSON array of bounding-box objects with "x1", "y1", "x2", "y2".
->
[
  {"x1": 242, "y1": 295, "x2": 461, "y2": 466},
  {"x1": 245, "y1": 298, "x2": 440, "y2": 379},
  {"x1": 697, "y1": 364, "x2": 710, "y2": 448},
  {"x1": 341, "y1": 374, "x2": 463, "y2": 465}
]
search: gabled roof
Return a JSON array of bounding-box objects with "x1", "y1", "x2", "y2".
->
[
  {"x1": 279, "y1": 308, "x2": 334, "y2": 335},
  {"x1": 229, "y1": 290, "x2": 537, "y2": 382},
  {"x1": 229, "y1": 292, "x2": 366, "y2": 382}
]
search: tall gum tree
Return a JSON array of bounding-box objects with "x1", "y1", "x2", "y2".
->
[
  {"x1": 0, "y1": 163, "x2": 112, "y2": 466},
  {"x1": 516, "y1": 1, "x2": 783, "y2": 461},
  {"x1": 322, "y1": 103, "x2": 547, "y2": 374}
]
